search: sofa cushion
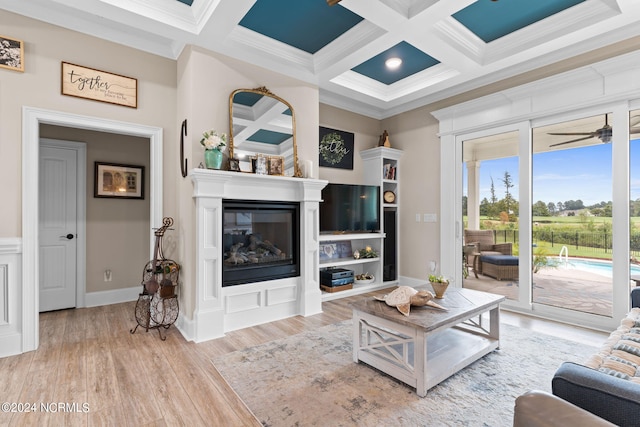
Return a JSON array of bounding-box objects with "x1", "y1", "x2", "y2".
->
[
  {"x1": 585, "y1": 308, "x2": 640, "y2": 383},
  {"x1": 479, "y1": 254, "x2": 519, "y2": 266}
]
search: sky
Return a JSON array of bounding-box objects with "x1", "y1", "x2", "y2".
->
[{"x1": 465, "y1": 139, "x2": 640, "y2": 207}]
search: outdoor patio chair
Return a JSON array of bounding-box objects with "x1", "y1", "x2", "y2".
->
[{"x1": 463, "y1": 229, "x2": 513, "y2": 275}]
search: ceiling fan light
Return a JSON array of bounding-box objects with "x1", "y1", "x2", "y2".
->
[{"x1": 385, "y1": 57, "x2": 402, "y2": 69}]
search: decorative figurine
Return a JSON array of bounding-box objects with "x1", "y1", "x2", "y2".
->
[{"x1": 374, "y1": 285, "x2": 446, "y2": 316}]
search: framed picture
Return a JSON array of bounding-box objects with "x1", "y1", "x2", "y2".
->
[
  {"x1": 319, "y1": 241, "x2": 352, "y2": 260},
  {"x1": 319, "y1": 126, "x2": 354, "y2": 170},
  {"x1": 61, "y1": 62, "x2": 137, "y2": 108},
  {"x1": 94, "y1": 162, "x2": 144, "y2": 199},
  {"x1": 229, "y1": 158, "x2": 241, "y2": 172},
  {"x1": 269, "y1": 156, "x2": 284, "y2": 176},
  {"x1": 252, "y1": 155, "x2": 268, "y2": 175},
  {"x1": 0, "y1": 35, "x2": 24, "y2": 72}
]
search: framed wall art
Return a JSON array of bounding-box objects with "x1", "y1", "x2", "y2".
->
[
  {"x1": 0, "y1": 35, "x2": 24, "y2": 72},
  {"x1": 94, "y1": 162, "x2": 145, "y2": 199},
  {"x1": 268, "y1": 156, "x2": 284, "y2": 176},
  {"x1": 319, "y1": 126, "x2": 354, "y2": 170},
  {"x1": 229, "y1": 158, "x2": 241, "y2": 172},
  {"x1": 61, "y1": 62, "x2": 138, "y2": 108}
]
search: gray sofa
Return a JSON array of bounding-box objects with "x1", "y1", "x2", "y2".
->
[
  {"x1": 513, "y1": 390, "x2": 615, "y2": 427},
  {"x1": 516, "y1": 288, "x2": 640, "y2": 426}
]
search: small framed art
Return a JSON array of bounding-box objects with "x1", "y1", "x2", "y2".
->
[
  {"x1": 94, "y1": 162, "x2": 145, "y2": 199},
  {"x1": 229, "y1": 158, "x2": 241, "y2": 172},
  {"x1": 269, "y1": 156, "x2": 284, "y2": 176},
  {"x1": 0, "y1": 35, "x2": 24, "y2": 72}
]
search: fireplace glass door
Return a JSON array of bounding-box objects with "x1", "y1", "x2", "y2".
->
[{"x1": 222, "y1": 200, "x2": 300, "y2": 286}]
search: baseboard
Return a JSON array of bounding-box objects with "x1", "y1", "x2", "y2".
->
[{"x1": 84, "y1": 286, "x2": 141, "y2": 307}]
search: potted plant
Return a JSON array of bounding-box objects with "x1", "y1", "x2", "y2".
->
[
  {"x1": 428, "y1": 274, "x2": 450, "y2": 299},
  {"x1": 201, "y1": 129, "x2": 227, "y2": 170}
]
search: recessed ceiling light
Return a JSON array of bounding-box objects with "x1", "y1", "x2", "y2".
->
[{"x1": 385, "y1": 57, "x2": 402, "y2": 69}]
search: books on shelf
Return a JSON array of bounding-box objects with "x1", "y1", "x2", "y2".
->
[{"x1": 383, "y1": 163, "x2": 396, "y2": 180}]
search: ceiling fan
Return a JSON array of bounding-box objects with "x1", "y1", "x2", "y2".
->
[
  {"x1": 548, "y1": 114, "x2": 640, "y2": 147},
  {"x1": 327, "y1": 0, "x2": 341, "y2": 5}
]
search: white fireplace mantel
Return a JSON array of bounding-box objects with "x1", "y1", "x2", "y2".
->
[{"x1": 188, "y1": 168, "x2": 328, "y2": 342}]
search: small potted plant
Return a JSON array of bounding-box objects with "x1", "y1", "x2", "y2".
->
[
  {"x1": 357, "y1": 246, "x2": 378, "y2": 259},
  {"x1": 428, "y1": 274, "x2": 450, "y2": 299},
  {"x1": 201, "y1": 129, "x2": 227, "y2": 170}
]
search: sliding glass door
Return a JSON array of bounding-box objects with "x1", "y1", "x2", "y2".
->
[
  {"x1": 532, "y1": 114, "x2": 613, "y2": 317},
  {"x1": 462, "y1": 131, "x2": 520, "y2": 301}
]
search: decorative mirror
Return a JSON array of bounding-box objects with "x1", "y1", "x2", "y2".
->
[{"x1": 229, "y1": 87, "x2": 299, "y2": 176}]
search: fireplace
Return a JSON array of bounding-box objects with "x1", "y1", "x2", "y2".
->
[
  {"x1": 222, "y1": 200, "x2": 300, "y2": 286},
  {"x1": 189, "y1": 169, "x2": 327, "y2": 341}
]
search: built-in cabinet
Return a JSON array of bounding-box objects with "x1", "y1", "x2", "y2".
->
[{"x1": 320, "y1": 147, "x2": 402, "y2": 301}]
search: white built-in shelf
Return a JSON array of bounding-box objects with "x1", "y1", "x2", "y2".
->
[
  {"x1": 320, "y1": 147, "x2": 402, "y2": 302},
  {"x1": 321, "y1": 281, "x2": 394, "y2": 301},
  {"x1": 319, "y1": 233, "x2": 384, "y2": 242},
  {"x1": 320, "y1": 257, "x2": 379, "y2": 268}
]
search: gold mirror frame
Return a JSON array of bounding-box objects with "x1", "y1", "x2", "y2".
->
[{"x1": 229, "y1": 87, "x2": 300, "y2": 177}]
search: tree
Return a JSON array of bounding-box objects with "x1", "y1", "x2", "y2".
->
[
  {"x1": 547, "y1": 202, "x2": 556, "y2": 216},
  {"x1": 557, "y1": 201, "x2": 564, "y2": 212},
  {"x1": 488, "y1": 177, "x2": 499, "y2": 219},
  {"x1": 501, "y1": 171, "x2": 514, "y2": 214},
  {"x1": 479, "y1": 197, "x2": 490, "y2": 216},
  {"x1": 533, "y1": 200, "x2": 550, "y2": 216}
]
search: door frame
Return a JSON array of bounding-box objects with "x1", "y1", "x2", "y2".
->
[
  {"x1": 39, "y1": 139, "x2": 87, "y2": 310},
  {"x1": 22, "y1": 107, "x2": 163, "y2": 353}
]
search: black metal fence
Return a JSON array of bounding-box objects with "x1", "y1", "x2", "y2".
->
[{"x1": 485, "y1": 229, "x2": 640, "y2": 255}]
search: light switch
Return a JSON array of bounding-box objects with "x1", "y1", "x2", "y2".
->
[
  {"x1": 415, "y1": 214, "x2": 421, "y2": 222},
  {"x1": 423, "y1": 213, "x2": 437, "y2": 223}
]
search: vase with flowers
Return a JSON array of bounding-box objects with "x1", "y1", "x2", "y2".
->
[{"x1": 201, "y1": 129, "x2": 227, "y2": 170}]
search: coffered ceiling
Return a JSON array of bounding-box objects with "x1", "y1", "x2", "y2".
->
[{"x1": 2, "y1": 0, "x2": 640, "y2": 119}]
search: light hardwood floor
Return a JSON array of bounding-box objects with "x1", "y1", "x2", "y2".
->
[{"x1": 0, "y1": 288, "x2": 608, "y2": 426}]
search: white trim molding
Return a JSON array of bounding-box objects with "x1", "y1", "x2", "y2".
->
[
  {"x1": 21, "y1": 106, "x2": 163, "y2": 354},
  {"x1": 0, "y1": 238, "x2": 22, "y2": 357}
]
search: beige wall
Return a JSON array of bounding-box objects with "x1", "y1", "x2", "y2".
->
[
  {"x1": 0, "y1": 10, "x2": 177, "y2": 239},
  {"x1": 382, "y1": 107, "x2": 440, "y2": 280},
  {"x1": 318, "y1": 104, "x2": 441, "y2": 282},
  {"x1": 40, "y1": 125, "x2": 151, "y2": 293},
  {"x1": 318, "y1": 104, "x2": 381, "y2": 184}
]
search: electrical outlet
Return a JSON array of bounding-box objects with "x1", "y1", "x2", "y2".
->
[{"x1": 104, "y1": 269, "x2": 112, "y2": 282}]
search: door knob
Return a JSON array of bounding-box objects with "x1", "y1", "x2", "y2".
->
[{"x1": 60, "y1": 233, "x2": 75, "y2": 240}]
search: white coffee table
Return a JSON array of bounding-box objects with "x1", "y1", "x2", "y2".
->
[{"x1": 351, "y1": 287, "x2": 505, "y2": 397}]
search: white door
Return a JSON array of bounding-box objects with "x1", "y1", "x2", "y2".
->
[{"x1": 39, "y1": 144, "x2": 77, "y2": 311}]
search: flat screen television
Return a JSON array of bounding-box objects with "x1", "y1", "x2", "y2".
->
[{"x1": 320, "y1": 183, "x2": 380, "y2": 233}]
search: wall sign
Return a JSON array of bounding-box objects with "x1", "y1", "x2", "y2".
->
[
  {"x1": 61, "y1": 62, "x2": 138, "y2": 108},
  {"x1": 319, "y1": 126, "x2": 354, "y2": 170}
]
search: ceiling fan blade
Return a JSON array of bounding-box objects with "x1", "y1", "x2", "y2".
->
[
  {"x1": 327, "y1": 0, "x2": 341, "y2": 5},
  {"x1": 631, "y1": 115, "x2": 640, "y2": 127},
  {"x1": 630, "y1": 126, "x2": 640, "y2": 134},
  {"x1": 547, "y1": 132, "x2": 594, "y2": 136},
  {"x1": 549, "y1": 135, "x2": 595, "y2": 147}
]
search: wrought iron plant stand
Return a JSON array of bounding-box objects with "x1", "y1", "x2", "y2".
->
[{"x1": 130, "y1": 217, "x2": 180, "y2": 340}]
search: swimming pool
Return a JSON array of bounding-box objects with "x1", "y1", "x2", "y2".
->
[{"x1": 556, "y1": 257, "x2": 640, "y2": 278}]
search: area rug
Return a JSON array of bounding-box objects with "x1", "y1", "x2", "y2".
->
[{"x1": 213, "y1": 320, "x2": 597, "y2": 427}]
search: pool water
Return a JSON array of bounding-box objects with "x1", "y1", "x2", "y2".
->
[{"x1": 556, "y1": 257, "x2": 640, "y2": 278}]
